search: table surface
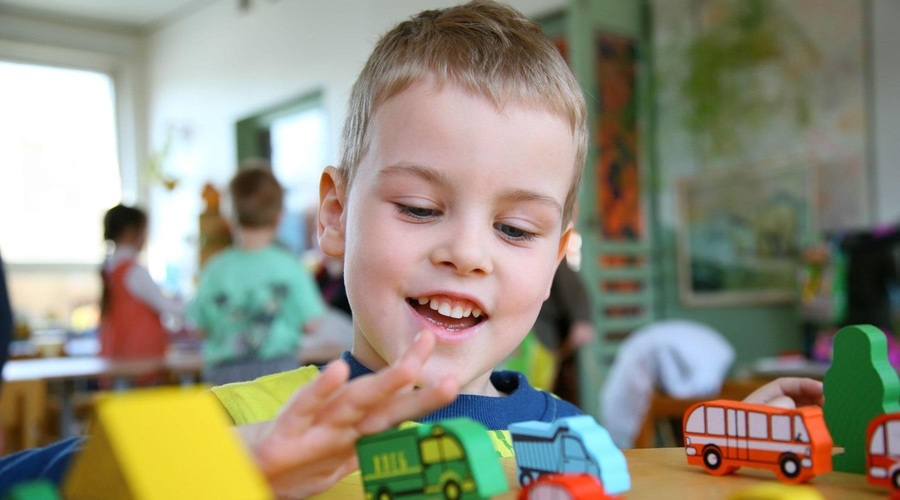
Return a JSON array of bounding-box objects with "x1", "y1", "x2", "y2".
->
[
  {"x1": 311, "y1": 447, "x2": 886, "y2": 499},
  {"x1": 0, "y1": 343, "x2": 344, "y2": 383},
  {"x1": 1, "y1": 350, "x2": 203, "y2": 383},
  {"x1": 748, "y1": 357, "x2": 831, "y2": 380}
]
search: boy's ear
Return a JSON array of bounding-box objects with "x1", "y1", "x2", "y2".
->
[
  {"x1": 545, "y1": 223, "x2": 574, "y2": 299},
  {"x1": 317, "y1": 166, "x2": 347, "y2": 257}
]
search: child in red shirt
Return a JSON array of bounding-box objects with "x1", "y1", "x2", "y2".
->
[{"x1": 99, "y1": 205, "x2": 182, "y2": 377}]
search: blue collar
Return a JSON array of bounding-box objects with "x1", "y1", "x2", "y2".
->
[{"x1": 336, "y1": 351, "x2": 581, "y2": 429}]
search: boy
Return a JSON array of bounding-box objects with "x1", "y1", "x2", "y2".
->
[
  {"x1": 0, "y1": 2, "x2": 822, "y2": 497},
  {"x1": 188, "y1": 166, "x2": 325, "y2": 385}
]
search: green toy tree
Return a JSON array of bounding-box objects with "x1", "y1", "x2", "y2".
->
[{"x1": 823, "y1": 324, "x2": 900, "y2": 473}]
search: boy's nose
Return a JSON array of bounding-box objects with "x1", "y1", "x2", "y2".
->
[{"x1": 430, "y1": 219, "x2": 494, "y2": 276}]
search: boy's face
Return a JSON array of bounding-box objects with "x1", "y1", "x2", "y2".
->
[{"x1": 319, "y1": 81, "x2": 576, "y2": 396}]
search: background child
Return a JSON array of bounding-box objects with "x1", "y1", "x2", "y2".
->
[
  {"x1": 99, "y1": 204, "x2": 182, "y2": 369},
  {"x1": 188, "y1": 166, "x2": 325, "y2": 385}
]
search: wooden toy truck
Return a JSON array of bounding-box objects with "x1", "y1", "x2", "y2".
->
[
  {"x1": 509, "y1": 415, "x2": 630, "y2": 496},
  {"x1": 683, "y1": 399, "x2": 833, "y2": 483},
  {"x1": 355, "y1": 418, "x2": 508, "y2": 500}
]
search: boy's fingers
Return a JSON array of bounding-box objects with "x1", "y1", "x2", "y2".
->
[
  {"x1": 317, "y1": 332, "x2": 436, "y2": 425},
  {"x1": 277, "y1": 359, "x2": 350, "y2": 435},
  {"x1": 743, "y1": 377, "x2": 824, "y2": 407},
  {"x1": 355, "y1": 375, "x2": 460, "y2": 435}
]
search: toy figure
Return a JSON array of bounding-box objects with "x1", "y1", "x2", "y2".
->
[{"x1": 823, "y1": 324, "x2": 900, "y2": 473}]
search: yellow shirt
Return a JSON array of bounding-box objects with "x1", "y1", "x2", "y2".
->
[{"x1": 211, "y1": 365, "x2": 515, "y2": 458}]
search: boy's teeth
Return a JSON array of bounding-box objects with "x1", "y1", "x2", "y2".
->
[{"x1": 420, "y1": 297, "x2": 482, "y2": 319}]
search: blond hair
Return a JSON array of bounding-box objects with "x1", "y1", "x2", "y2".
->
[{"x1": 339, "y1": 0, "x2": 587, "y2": 223}]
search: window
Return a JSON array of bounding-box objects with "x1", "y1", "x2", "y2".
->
[
  {"x1": 748, "y1": 412, "x2": 768, "y2": 439},
  {"x1": 420, "y1": 437, "x2": 440, "y2": 464},
  {"x1": 727, "y1": 409, "x2": 747, "y2": 437},
  {"x1": 871, "y1": 425, "x2": 885, "y2": 454},
  {"x1": 793, "y1": 416, "x2": 809, "y2": 443},
  {"x1": 771, "y1": 415, "x2": 791, "y2": 441},
  {"x1": 437, "y1": 436, "x2": 463, "y2": 461},
  {"x1": 0, "y1": 60, "x2": 121, "y2": 266},
  {"x1": 685, "y1": 407, "x2": 705, "y2": 433},
  {"x1": 563, "y1": 436, "x2": 587, "y2": 460},
  {"x1": 887, "y1": 421, "x2": 900, "y2": 455},
  {"x1": 707, "y1": 407, "x2": 725, "y2": 436},
  {"x1": 0, "y1": 60, "x2": 122, "y2": 331},
  {"x1": 235, "y1": 91, "x2": 328, "y2": 256}
]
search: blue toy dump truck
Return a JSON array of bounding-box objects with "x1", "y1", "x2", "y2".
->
[{"x1": 509, "y1": 415, "x2": 630, "y2": 495}]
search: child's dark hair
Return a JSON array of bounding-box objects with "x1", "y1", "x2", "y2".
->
[
  {"x1": 100, "y1": 204, "x2": 147, "y2": 316},
  {"x1": 103, "y1": 204, "x2": 147, "y2": 242},
  {"x1": 229, "y1": 166, "x2": 284, "y2": 228}
]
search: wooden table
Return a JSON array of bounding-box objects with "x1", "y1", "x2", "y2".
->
[
  {"x1": 748, "y1": 357, "x2": 831, "y2": 380},
  {"x1": 312, "y1": 448, "x2": 885, "y2": 499},
  {"x1": 2, "y1": 352, "x2": 203, "y2": 384},
  {"x1": 1, "y1": 351, "x2": 204, "y2": 438}
]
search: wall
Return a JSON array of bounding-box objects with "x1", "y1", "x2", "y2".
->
[
  {"x1": 871, "y1": 0, "x2": 900, "y2": 223},
  {"x1": 648, "y1": 0, "x2": 900, "y2": 374}
]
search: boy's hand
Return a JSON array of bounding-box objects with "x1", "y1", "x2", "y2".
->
[
  {"x1": 742, "y1": 377, "x2": 824, "y2": 409},
  {"x1": 237, "y1": 331, "x2": 459, "y2": 499}
]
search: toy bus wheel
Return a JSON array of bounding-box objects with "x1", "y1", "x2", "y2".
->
[
  {"x1": 779, "y1": 455, "x2": 801, "y2": 480},
  {"x1": 376, "y1": 488, "x2": 392, "y2": 500},
  {"x1": 891, "y1": 469, "x2": 900, "y2": 490},
  {"x1": 703, "y1": 447, "x2": 723, "y2": 470},
  {"x1": 702, "y1": 447, "x2": 738, "y2": 476},
  {"x1": 443, "y1": 480, "x2": 461, "y2": 500}
]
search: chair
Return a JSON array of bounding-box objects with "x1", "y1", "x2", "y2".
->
[
  {"x1": 632, "y1": 378, "x2": 767, "y2": 448},
  {"x1": 0, "y1": 379, "x2": 48, "y2": 454}
]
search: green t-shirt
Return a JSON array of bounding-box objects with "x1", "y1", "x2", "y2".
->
[{"x1": 188, "y1": 245, "x2": 324, "y2": 365}]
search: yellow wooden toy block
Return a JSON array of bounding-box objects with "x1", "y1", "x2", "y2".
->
[{"x1": 63, "y1": 386, "x2": 272, "y2": 500}]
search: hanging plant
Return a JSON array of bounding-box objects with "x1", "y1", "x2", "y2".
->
[{"x1": 145, "y1": 127, "x2": 182, "y2": 191}]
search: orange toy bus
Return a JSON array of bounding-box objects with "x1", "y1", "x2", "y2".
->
[
  {"x1": 866, "y1": 412, "x2": 900, "y2": 494},
  {"x1": 683, "y1": 399, "x2": 833, "y2": 483}
]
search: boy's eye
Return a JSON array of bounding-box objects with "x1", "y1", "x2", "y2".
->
[
  {"x1": 494, "y1": 223, "x2": 537, "y2": 242},
  {"x1": 395, "y1": 204, "x2": 438, "y2": 219}
]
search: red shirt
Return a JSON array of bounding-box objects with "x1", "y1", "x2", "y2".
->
[{"x1": 99, "y1": 259, "x2": 168, "y2": 359}]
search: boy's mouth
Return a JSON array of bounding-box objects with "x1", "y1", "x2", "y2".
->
[{"x1": 407, "y1": 295, "x2": 486, "y2": 331}]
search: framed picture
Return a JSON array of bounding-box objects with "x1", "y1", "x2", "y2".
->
[{"x1": 677, "y1": 161, "x2": 815, "y2": 307}]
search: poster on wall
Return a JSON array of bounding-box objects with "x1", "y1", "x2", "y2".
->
[
  {"x1": 652, "y1": 0, "x2": 869, "y2": 234},
  {"x1": 677, "y1": 161, "x2": 815, "y2": 306},
  {"x1": 596, "y1": 33, "x2": 642, "y2": 241}
]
